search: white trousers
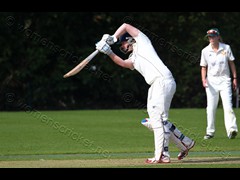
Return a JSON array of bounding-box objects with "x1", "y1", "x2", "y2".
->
[
  {"x1": 147, "y1": 78, "x2": 176, "y2": 160},
  {"x1": 206, "y1": 77, "x2": 238, "y2": 137}
]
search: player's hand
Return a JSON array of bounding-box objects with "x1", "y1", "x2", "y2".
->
[
  {"x1": 96, "y1": 40, "x2": 113, "y2": 55},
  {"x1": 232, "y1": 79, "x2": 238, "y2": 91},
  {"x1": 202, "y1": 79, "x2": 208, "y2": 88},
  {"x1": 101, "y1": 34, "x2": 117, "y2": 45}
]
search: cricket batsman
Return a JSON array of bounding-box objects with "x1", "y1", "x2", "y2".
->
[{"x1": 95, "y1": 23, "x2": 195, "y2": 163}]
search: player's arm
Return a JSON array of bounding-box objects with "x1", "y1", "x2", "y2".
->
[
  {"x1": 113, "y1": 23, "x2": 139, "y2": 40},
  {"x1": 101, "y1": 23, "x2": 139, "y2": 46},
  {"x1": 95, "y1": 40, "x2": 134, "y2": 69},
  {"x1": 200, "y1": 50, "x2": 208, "y2": 88},
  {"x1": 229, "y1": 60, "x2": 238, "y2": 91},
  {"x1": 108, "y1": 52, "x2": 134, "y2": 69},
  {"x1": 201, "y1": 66, "x2": 208, "y2": 88}
]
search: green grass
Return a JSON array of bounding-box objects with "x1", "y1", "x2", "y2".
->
[{"x1": 0, "y1": 108, "x2": 240, "y2": 168}]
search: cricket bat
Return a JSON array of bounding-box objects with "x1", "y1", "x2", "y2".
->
[{"x1": 63, "y1": 50, "x2": 99, "y2": 78}]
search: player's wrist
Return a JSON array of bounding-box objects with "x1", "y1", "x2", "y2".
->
[{"x1": 106, "y1": 49, "x2": 113, "y2": 56}]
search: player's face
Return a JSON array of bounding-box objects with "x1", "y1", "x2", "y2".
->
[
  {"x1": 208, "y1": 35, "x2": 219, "y2": 44},
  {"x1": 119, "y1": 41, "x2": 133, "y2": 54}
]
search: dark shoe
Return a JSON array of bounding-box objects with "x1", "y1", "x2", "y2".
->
[
  {"x1": 204, "y1": 134, "x2": 214, "y2": 140},
  {"x1": 229, "y1": 131, "x2": 237, "y2": 139}
]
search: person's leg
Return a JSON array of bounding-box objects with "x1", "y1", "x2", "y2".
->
[
  {"x1": 145, "y1": 80, "x2": 164, "y2": 163},
  {"x1": 165, "y1": 121, "x2": 195, "y2": 160},
  {"x1": 142, "y1": 118, "x2": 195, "y2": 160},
  {"x1": 220, "y1": 80, "x2": 238, "y2": 139},
  {"x1": 158, "y1": 79, "x2": 176, "y2": 160},
  {"x1": 205, "y1": 83, "x2": 219, "y2": 139},
  {"x1": 165, "y1": 121, "x2": 193, "y2": 146},
  {"x1": 161, "y1": 80, "x2": 176, "y2": 159},
  {"x1": 145, "y1": 78, "x2": 175, "y2": 163},
  {"x1": 162, "y1": 121, "x2": 171, "y2": 158},
  {"x1": 145, "y1": 115, "x2": 164, "y2": 163}
]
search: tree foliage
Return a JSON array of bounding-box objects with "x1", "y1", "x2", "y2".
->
[{"x1": 1, "y1": 12, "x2": 239, "y2": 110}]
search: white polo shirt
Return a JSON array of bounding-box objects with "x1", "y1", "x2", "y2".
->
[
  {"x1": 200, "y1": 42, "x2": 235, "y2": 78},
  {"x1": 129, "y1": 31, "x2": 173, "y2": 85}
]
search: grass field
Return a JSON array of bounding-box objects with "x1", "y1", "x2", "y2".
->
[{"x1": 0, "y1": 108, "x2": 240, "y2": 168}]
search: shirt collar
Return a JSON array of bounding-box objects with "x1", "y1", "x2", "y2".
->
[{"x1": 207, "y1": 42, "x2": 224, "y2": 52}]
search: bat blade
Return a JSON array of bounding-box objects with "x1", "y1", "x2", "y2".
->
[{"x1": 63, "y1": 50, "x2": 99, "y2": 78}]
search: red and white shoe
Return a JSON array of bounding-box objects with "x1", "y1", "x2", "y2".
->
[
  {"x1": 178, "y1": 140, "x2": 195, "y2": 160},
  {"x1": 145, "y1": 157, "x2": 160, "y2": 164},
  {"x1": 145, "y1": 155, "x2": 171, "y2": 164},
  {"x1": 160, "y1": 155, "x2": 171, "y2": 163}
]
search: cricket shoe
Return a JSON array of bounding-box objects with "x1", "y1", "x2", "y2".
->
[
  {"x1": 229, "y1": 130, "x2": 237, "y2": 139},
  {"x1": 160, "y1": 155, "x2": 171, "y2": 163},
  {"x1": 145, "y1": 155, "x2": 170, "y2": 164},
  {"x1": 204, "y1": 134, "x2": 214, "y2": 140},
  {"x1": 178, "y1": 140, "x2": 195, "y2": 160}
]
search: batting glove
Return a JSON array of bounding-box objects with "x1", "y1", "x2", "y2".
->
[
  {"x1": 101, "y1": 34, "x2": 117, "y2": 45},
  {"x1": 96, "y1": 40, "x2": 113, "y2": 55}
]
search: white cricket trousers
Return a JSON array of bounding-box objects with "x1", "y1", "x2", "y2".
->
[
  {"x1": 206, "y1": 76, "x2": 238, "y2": 137},
  {"x1": 147, "y1": 77, "x2": 176, "y2": 160}
]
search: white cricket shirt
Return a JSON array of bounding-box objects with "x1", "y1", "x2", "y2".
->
[
  {"x1": 200, "y1": 42, "x2": 235, "y2": 78},
  {"x1": 129, "y1": 31, "x2": 173, "y2": 85}
]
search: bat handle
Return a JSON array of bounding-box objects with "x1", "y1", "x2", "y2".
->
[{"x1": 88, "y1": 50, "x2": 99, "y2": 59}]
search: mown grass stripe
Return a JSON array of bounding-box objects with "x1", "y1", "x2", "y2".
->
[{"x1": 1, "y1": 151, "x2": 240, "y2": 161}]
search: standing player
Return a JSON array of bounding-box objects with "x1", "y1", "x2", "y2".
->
[
  {"x1": 95, "y1": 23, "x2": 195, "y2": 163},
  {"x1": 200, "y1": 28, "x2": 238, "y2": 139}
]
